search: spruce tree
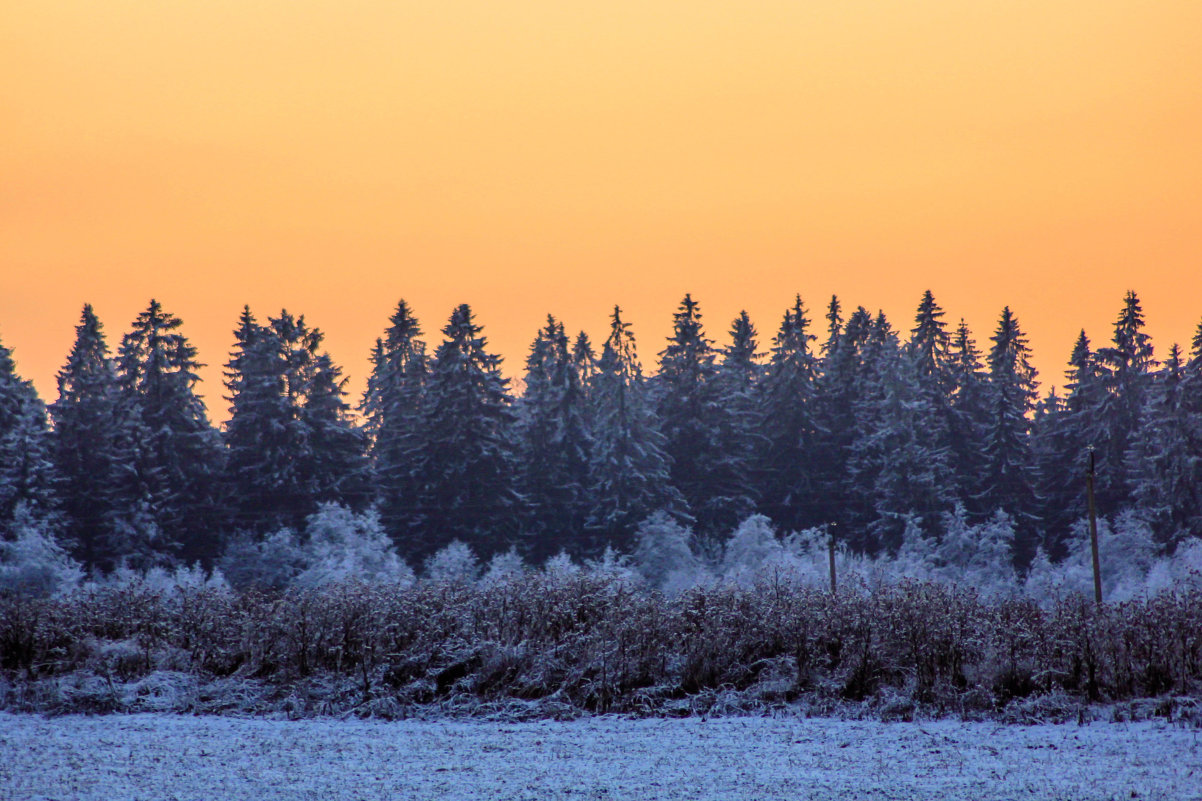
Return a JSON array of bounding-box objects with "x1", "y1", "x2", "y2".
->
[
  {"x1": 656, "y1": 295, "x2": 755, "y2": 537},
  {"x1": 515, "y1": 316, "x2": 592, "y2": 557},
  {"x1": 0, "y1": 337, "x2": 59, "y2": 541},
  {"x1": 49, "y1": 305, "x2": 121, "y2": 567},
  {"x1": 980, "y1": 306, "x2": 1040, "y2": 563},
  {"x1": 813, "y1": 305, "x2": 873, "y2": 539},
  {"x1": 1038, "y1": 331, "x2": 1103, "y2": 554},
  {"x1": 113, "y1": 300, "x2": 223, "y2": 566},
  {"x1": 224, "y1": 307, "x2": 308, "y2": 533},
  {"x1": 409, "y1": 304, "x2": 519, "y2": 560},
  {"x1": 906, "y1": 290, "x2": 959, "y2": 507},
  {"x1": 363, "y1": 300, "x2": 429, "y2": 543},
  {"x1": 572, "y1": 331, "x2": 596, "y2": 391},
  {"x1": 1093, "y1": 291, "x2": 1156, "y2": 511},
  {"x1": 847, "y1": 312, "x2": 954, "y2": 551},
  {"x1": 947, "y1": 319, "x2": 990, "y2": 512},
  {"x1": 757, "y1": 296, "x2": 822, "y2": 532},
  {"x1": 1127, "y1": 345, "x2": 1202, "y2": 543},
  {"x1": 225, "y1": 309, "x2": 368, "y2": 534},
  {"x1": 587, "y1": 306, "x2": 686, "y2": 553},
  {"x1": 303, "y1": 352, "x2": 371, "y2": 510},
  {"x1": 715, "y1": 310, "x2": 766, "y2": 523}
]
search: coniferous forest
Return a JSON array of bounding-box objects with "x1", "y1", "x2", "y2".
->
[
  {"x1": 3, "y1": 289, "x2": 1202, "y2": 719},
  {"x1": 3, "y1": 289, "x2": 1201, "y2": 577}
]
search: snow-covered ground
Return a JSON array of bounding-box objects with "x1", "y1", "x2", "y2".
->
[{"x1": 2, "y1": 713, "x2": 1199, "y2": 801}]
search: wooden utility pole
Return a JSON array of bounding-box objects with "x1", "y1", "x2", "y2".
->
[
  {"x1": 828, "y1": 523, "x2": 837, "y2": 594},
  {"x1": 1086, "y1": 447, "x2": 1102, "y2": 605}
]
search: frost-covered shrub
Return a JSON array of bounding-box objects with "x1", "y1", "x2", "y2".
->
[
  {"x1": 892, "y1": 517, "x2": 937, "y2": 581},
  {"x1": 218, "y1": 528, "x2": 307, "y2": 591},
  {"x1": 481, "y1": 548, "x2": 526, "y2": 586},
  {"x1": 542, "y1": 550, "x2": 580, "y2": 578},
  {"x1": 424, "y1": 540, "x2": 480, "y2": 583},
  {"x1": 295, "y1": 505, "x2": 413, "y2": 588},
  {"x1": 0, "y1": 506, "x2": 81, "y2": 597},
  {"x1": 1145, "y1": 538, "x2": 1202, "y2": 594},
  {"x1": 934, "y1": 507, "x2": 1018, "y2": 596},
  {"x1": 632, "y1": 512, "x2": 709, "y2": 594},
  {"x1": 583, "y1": 546, "x2": 636, "y2": 583},
  {"x1": 220, "y1": 506, "x2": 413, "y2": 591},
  {"x1": 722, "y1": 514, "x2": 788, "y2": 585},
  {"x1": 1026, "y1": 512, "x2": 1162, "y2": 603}
]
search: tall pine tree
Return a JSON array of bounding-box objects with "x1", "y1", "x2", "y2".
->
[
  {"x1": 980, "y1": 306, "x2": 1040, "y2": 564},
  {"x1": 1093, "y1": 291, "x2": 1156, "y2": 512},
  {"x1": 0, "y1": 337, "x2": 59, "y2": 541},
  {"x1": 656, "y1": 295, "x2": 755, "y2": 537},
  {"x1": 758, "y1": 296, "x2": 822, "y2": 532},
  {"x1": 363, "y1": 300, "x2": 429, "y2": 544},
  {"x1": 49, "y1": 305, "x2": 121, "y2": 566},
  {"x1": 113, "y1": 300, "x2": 223, "y2": 566},
  {"x1": 587, "y1": 306, "x2": 686, "y2": 553},
  {"x1": 408, "y1": 304, "x2": 519, "y2": 560},
  {"x1": 515, "y1": 315, "x2": 592, "y2": 558}
]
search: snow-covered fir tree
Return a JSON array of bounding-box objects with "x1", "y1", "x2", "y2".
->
[
  {"x1": 757, "y1": 296, "x2": 822, "y2": 532},
  {"x1": 363, "y1": 300, "x2": 428, "y2": 544},
  {"x1": 946, "y1": 319, "x2": 990, "y2": 512},
  {"x1": 906, "y1": 291, "x2": 958, "y2": 496},
  {"x1": 114, "y1": 300, "x2": 224, "y2": 566},
  {"x1": 223, "y1": 306, "x2": 309, "y2": 533},
  {"x1": 812, "y1": 305, "x2": 873, "y2": 540},
  {"x1": 1127, "y1": 344, "x2": 1202, "y2": 544},
  {"x1": 1093, "y1": 291, "x2": 1156, "y2": 512},
  {"x1": 0, "y1": 337, "x2": 60, "y2": 542},
  {"x1": 515, "y1": 315, "x2": 592, "y2": 559},
  {"x1": 224, "y1": 309, "x2": 368, "y2": 533},
  {"x1": 302, "y1": 352, "x2": 370, "y2": 509},
  {"x1": 655, "y1": 295, "x2": 756, "y2": 538},
  {"x1": 847, "y1": 312, "x2": 954, "y2": 552},
  {"x1": 980, "y1": 306, "x2": 1040, "y2": 564},
  {"x1": 49, "y1": 304, "x2": 121, "y2": 567},
  {"x1": 408, "y1": 304, "x2": 519, "y2": 561},
  {"x1": 587, "y1": 306, "x2": 687, "y2": 553}
]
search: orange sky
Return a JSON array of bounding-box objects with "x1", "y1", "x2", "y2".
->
[{"x1": 3, "y1": 1, "x2": 1201, "y2": 417}]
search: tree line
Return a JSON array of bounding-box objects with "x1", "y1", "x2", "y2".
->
[{"x1": 1, "y1": 289, "x2": 1199, "y2": 574}]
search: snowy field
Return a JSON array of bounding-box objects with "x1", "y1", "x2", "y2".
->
[{"x1": 2, "y1": 713, "x2": 1199, "y2": 801}]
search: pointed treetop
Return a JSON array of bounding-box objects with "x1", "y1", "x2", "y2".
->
[
  {"x1": 909, "y1": 289, "x2": 950, "y2": 378},
  {"x1": 601, "y1": 305, "x2": 641, "y2": 379},
  {"x1": 822, "y1": 295, "x2": 842, "y2": 356}
]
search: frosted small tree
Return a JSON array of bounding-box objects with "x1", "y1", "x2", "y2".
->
[
  {"x1": 721, "y1": 514, "x2": 788, "y2": 585},
  {"x1": 0, "y1": 502, "x2": 81, "y2": 597},
  {"x1": 481, "y1": 547, "x2": 526, "y2": 586},
  {"x1": 632, "y1": 511, "x2": 707, "y2": 594},
  {"x1": 893, "y1": 516, "x2": 938, "y2": 581},
  {"x1": 1037, "y1": 511, "x2": 1160, "y2": 601},
  {"x1": 218, "y1": 527, "x2": 307, "y2": 591},
  {"x1": 295, "y1": 504, "x2": 412, "y2": 587},
  {"x1": 424, "y1": 540, "x2": 481, "y2": 583},
  {"x1": 935, "y1": 506, "x2": 1017, "y2": 595}
]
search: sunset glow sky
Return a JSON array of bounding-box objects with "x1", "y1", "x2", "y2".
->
[{"x1": 3, "y1": 1, "x2": 1201, "y2": 416}]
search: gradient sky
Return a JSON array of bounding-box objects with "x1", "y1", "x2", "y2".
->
[{"x1": 3, "y1": 1, "x2": 1201, "y2": 417}]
